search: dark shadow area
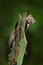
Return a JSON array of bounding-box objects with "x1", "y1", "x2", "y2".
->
[{"x1": 22, "y1": 29, "x2": 33, "y2": 65}]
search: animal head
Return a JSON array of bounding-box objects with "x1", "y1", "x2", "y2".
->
[{"x1": 26, "y1": 14, "x2": 36, "y2": 28}]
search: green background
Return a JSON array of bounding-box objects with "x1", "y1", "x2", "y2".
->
[{"x1": 0, "y1": 0, "x2": 43, "y2": 65}]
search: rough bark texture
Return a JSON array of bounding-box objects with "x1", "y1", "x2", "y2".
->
[{"x1": 8, "y1": 12, "x2": 27, "y2": 65}]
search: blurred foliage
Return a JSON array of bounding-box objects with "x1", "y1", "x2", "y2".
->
[{"x1": 0, "y1": 0, "x2": 43, "y2": 65}]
